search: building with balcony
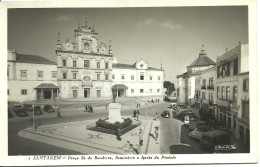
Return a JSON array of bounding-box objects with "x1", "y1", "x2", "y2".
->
[
  {"x1": 215, "y1": 43, "x2": 249, "y2": 145},
  {"x1": 194, "y1": 66, "x2": 217, "y2": 120},
  {"x1": 177, "y1": 45, "x2": 216, "y2": 105},
  {"x1": 8, "y1": 50, "x2": 58, "y2": 102}
]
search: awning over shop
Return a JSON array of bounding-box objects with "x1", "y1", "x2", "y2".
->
[
  {"x1": 35, "y1": 83, "x2": 59, "y2": 89},
  {"x1": 112, "y1": 84, "x2": 128, "y2": 89}
]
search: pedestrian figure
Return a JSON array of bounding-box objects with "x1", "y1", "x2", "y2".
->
[
  {"x1": 158, "y1": 99, "x2": 160, "y2": 103},
  {"x1": 154, "y1": 127, "x2": 159, "y2": 141},
  {"x1": 136, "y1": 112, "x2": 139, "y2": 121},
  {"x1": 155, "y1": 112, "x2": 158, "y2": 120},
  {"x1": 57, "y1": 109, "x2": 62, "y2": 118},
  {"x1": 90, "y1": 105, "x2": 93, "y2": 113},
  {"x1": 151, "y1": 99, "x2": 154, "y2": 103},
  {"x1": 136, "y1": 103, "x2": 138, "y2": 108},
  {"x1": 137, "y1": 110, "x2": 140, "y2": 115},
  {"x1": 106, "y1": 104, "x2": 108, "y2": 110},
  {"x1": 133, "y1": 110, "x2": 137, "y2": 117}
]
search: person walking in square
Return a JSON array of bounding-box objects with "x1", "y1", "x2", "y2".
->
[{"x1": 154, "y1": 127, "x2": 159, "y2": 141}]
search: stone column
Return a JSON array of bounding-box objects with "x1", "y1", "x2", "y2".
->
[
  {"x1": 117, "y1": 89, "x2": 118, "y2": 97},
  {"x1": 51, "y1": 89, "x2": 54, "y2": 99}
]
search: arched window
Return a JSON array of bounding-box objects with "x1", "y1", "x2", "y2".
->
[
  {"x1": 84, "y1": 42, "x2": 90, "y2": 51},
  {"x1": 62, "y1": 59, "x2": 66, "y2": 66},
  {"x1": 105, "y1": 62, "x2": 109, "y2": 69},
  {"x1": 63, "y1": 73, "x2": 67, "y2": 79},
  {"x1": 105, "y1": 74, "x2": 109, "y2": 80}
]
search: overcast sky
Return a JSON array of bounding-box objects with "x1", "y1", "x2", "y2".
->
[{"x1": 8, "y1": 7, "x2": 248, "y2": 84}]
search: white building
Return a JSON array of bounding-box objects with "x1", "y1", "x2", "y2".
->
[
  {"x1": 177, "y1": 45, "x2": 216, "y2": 105},
  {"x1": 8, "y1": 50, "x2": 58, "y2": 102},
  {"x1": 215, "y1": 43, "x2": 249, "y2": 145},
  {"x1": 112, "y1": 59, "x2": 165, "y2": 100},
  {"x1": 56, "y1": 23, "x2": 114, "y2": 99}
]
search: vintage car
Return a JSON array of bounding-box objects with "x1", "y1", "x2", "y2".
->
[
  {"x1": 184, "y1": 113, "x2": 198, "y2": 125},
  {"x1": 43, "y1": 105, "x2": 55, "y2": 113},
  {"x1": 200, "y1": 130, "x2": 231, "y2": 152},
  {"x1": 161, "y1": 110, "x2": 170, "y2": 118},
  {"x1": 15, "y1": 108, "x2": 29, "y2": 117},
  {"x1": 188, "y1": 126, "x2": 212, "y2": 140},
  {"x1": 34, "y1": 105, "x2": 43, "y2": 115},
  {"x1": 23, "y1": 104, "x2": 33, "y2": 112},
  {"x1": 13, "y1": 104, "x2": 23, "y2": 112}
]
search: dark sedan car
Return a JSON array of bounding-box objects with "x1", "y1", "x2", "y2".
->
[
  {"x1": 43, "y1": 105, "x2": 55, "y2": 113},
  {"x1": 176, "y1": 110, "x2": 193, "y2": 121},
  {"x1": 16, "y1": 108, "x2": 29, "y2": 117},
  {"x1": 13, "y1": 104, "x2": 23, "y2": 112},
  {"x1": 161, "y1": 110, "x2": 170, "y2": 118},
  {"x1": 34, "y1": 106, "x2": 43, "y2": 115},
  {"x1": 24, "y1": 104, "x2": 33, "y2": 112}
]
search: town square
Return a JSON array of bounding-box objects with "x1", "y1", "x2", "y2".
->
[{"x1": 5, "y1": 4, "x2": 254, "y2": 161}]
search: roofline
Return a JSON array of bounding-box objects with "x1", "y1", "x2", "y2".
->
[
  {"x1": 186, "y1": 63, "x2": 216, "y2": 68},
  {"x1": 7, "y1": 60, "x2": 57, "y2": 65},
  {"x1": 56, "y1": 50, "x2": 113, "y2": 57},
  {"x1": 217, "y1": 43, "x2": 248, "y2": 60},
  {"x1": 113, "y1": 66, "x2": 163, "y2": 71},
  {"x1": 238, "y1": 71, "x2": 249, "y2": 76}
]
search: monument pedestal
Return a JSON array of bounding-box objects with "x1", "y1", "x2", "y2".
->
[{"x1": 107, "y1": 103, "x2": 124, "y2": 123}]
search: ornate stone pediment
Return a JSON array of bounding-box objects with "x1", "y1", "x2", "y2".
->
[
  {"x1": 95, "y1": 86, "x2": 102, "y2": 89},
  {"x1": 71, "y1": 86, "x2": 79, "y2": 89}
]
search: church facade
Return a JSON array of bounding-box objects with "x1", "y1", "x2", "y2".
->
[{"x1": 56, "y1": 23, "x2": 114, "y2": 99}]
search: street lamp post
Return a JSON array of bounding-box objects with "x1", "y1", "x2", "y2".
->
[{"x1": 32, "y1": 104, "x2": 35, "y2": 131}]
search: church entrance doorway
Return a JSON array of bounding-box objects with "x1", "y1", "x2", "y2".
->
[{"x1": 84, "y1": 88, "x2": 90, "y2": 98}]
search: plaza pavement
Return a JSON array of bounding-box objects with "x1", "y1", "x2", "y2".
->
[{"x1": 18, "y1": 116, "x2": 161, "y2": 155}]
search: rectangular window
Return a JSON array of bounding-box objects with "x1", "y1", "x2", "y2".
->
[
  {"x1": 84, "y1": 60, "x2": 90, "y2": 68},
  {"x1": 131, "y1": 75, "x2": 134, "y2": 80},
  {"x1": 202, "y1": 92, "x2": 206, "y2": 100},
  {"x1": 233, "y1": 59, "x2": 238, "y2": 75},
  {"x1": 63, "y1": 73, "x2": 67, "y2": 79},
  {"x1": 97, "y1": 74, "x2": 100, "y2": 80},
  {"x1": 157, "y1": 89, "x2": 160, "y2": 93},
  {"x1": 37, "y1": 71, "x2": 43, "y2": 79},
  {"x1": 52, "y1": 72, "x2": 57, "y2": 78},
  {"x1": 140, "y1": 74, "x2": 144, "y2": 80},
  {"x1": 226, "y1": 86, "x2": 230, "y2": 100},
  {"x1": 121, "y1": 75, "x2": 125, "y2": 80},
  {"x1": 8, "y1": 89, "x2": 9, "y2": 95},
  {"x1": 227, "y1": 62, "x2": 230, "y2": 77},
  {"x1": 7, "y1": 65, "x2": 9, "y2": 78},
  {"x1": 105, "y1": 74, "x2": 109, "y2": 80},
  {"x1": 233, "y1": 86, "x2": 237, "y2": 102},
  {"x1": 73, "y1": 72, "x2": 77, "y2": 80},
  {"x1": 242, "y1": 100, "x2": 249, "y2": 118},
  {"x1": 243, "y1": 79, "x2": 249, "y2": 91},
  {"x1": 149, "y1": 75, "x2": 153, "y2": 81},
  {"x1": 222, "y1": 86, "x2": 225, "y2": 100},
  {"x1": 20, "y1": 70, "x2": 27, "y2": 80},
  {"x1": 140, "y1": 89, "x2": 144, "y2": 93},
  {"x1": 131, "y1": 89, "x2": 134, "y2": 93},
  {"x1": 73, "y1": 60, "x2": 77, "y2": 67},
  {"x1": 149, "y1": 89, "x2": 152, "y2": 93},
  {"x1": 21, "y1": 89, "x2": 27, "y2": 95},
  {"x1": 217, "y1": 87, "x2": 220, "y2": 99},
  {"x1": 97, "y1": 62, "x2": 100, "y2": 69},
  {"x1": 112, "y1": 74, "x2": 115, "y2": 79},
  {"x1": 62, "y1": 59, "x2": 66, "y2": 66},
  {"x1": 158, "y1": 76, "x2": 161, "y2": 81}
]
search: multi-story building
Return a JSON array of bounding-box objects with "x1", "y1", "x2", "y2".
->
[
  {"x1": 194, "y1": 66, "x2": 217, "y2": 120},
  {"x1": 56, "y1": 23, "x2": 114, "y2": 99},
  {"x1": 215, "y1": 43, "x2": 249, "y2": 145},
  {"x1": 112, "y1": 59, "x2": 164, "y2": 100},
  {"x1": 177, "y1": 45, "x2": 216, "y2": 105},
  {"x1": 8, "y1": 50, "x2": 58, "y2": 102}
]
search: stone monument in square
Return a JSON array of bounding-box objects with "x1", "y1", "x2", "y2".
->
[
  {"x1": 107, "y1": 103, "x2": 123, "y2": 123},
  {"x1": 107, "y1": 87, "x2": 123, "y2": 123}
]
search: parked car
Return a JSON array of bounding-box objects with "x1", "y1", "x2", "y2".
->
[
  {"x1": 189, "y1": 120, "x2": 206, "y2": 131},
  {"x1": 168, "y1": 102, "x2": 177, "y2": 108},
  {"x1": 13, "y1": 104, "x2": 23, "y2": 112},
  {"x1": 161, "y1": 110, "x2": 170, "y2": 118},
  {"x1": 188, "y1": 126, "x2": 212, "y2": 140},
  {"x1": 15, "y1": 108, "x2": 29, "y2": 117},
  {"x1": 184, "y1": 113, "x2": 198, "y2": 125},
  {"x1": 176, "y1": 110, "x2": 193, "y2": 121},
  {"x1": 23, "y1": 104, "x2": 33, "y2": 112},
  {"x1": 34, "y1": 105, "x2": 43, "y2": 115},
  {"x1": 200, "y1": 130, "x2": 231, "y2": 152},
  {"x1": 43, "y1": 105, "x2": 55, "y2": 113}
]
